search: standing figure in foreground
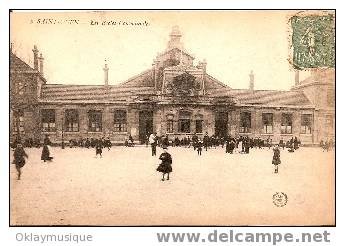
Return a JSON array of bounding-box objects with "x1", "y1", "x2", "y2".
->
[
  {"x1": 41, "y1": 142, "x2": 53, "y2": 162},
  {"x1": 197, "y1": 140, "x2": 203, "y2": 156},
  {"x1": 156, "y1": 147, "x2": 173, "y2": 181},
  {"x1": 13, "y1": 144, "x2": 28, "y2": 180},
  {"x1": 149, "y1": 132, "x2": 157, "y2": 156},
  {"x1": 95, "y1": 139, "x2": 103, "y2": 158},
  {"x1": 272, "y1": 145, "x2": 281, "y2": 174}
]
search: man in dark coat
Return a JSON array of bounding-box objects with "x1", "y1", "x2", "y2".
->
[
  {"x1": 156, "y1": 147, "x2": 172, "y2": 181},
  {"x1": 192, "y1": 133, "x2": 198, "y2": 150},
  {"x1": 95, "y1": 139, "x2": 103, "y2": 158},
  {"x1": 203, "y1": 132, "x2": 209, "y2": 151},
  {"x1": 85, "y1": 138, "x2": 90, "y2": 148},
  {"x1": 13, "y1": 144, "x2": 28, "y2": 180},
  {"x1": 197, "y1": 140, "x2": 203, "y2": 156},
  {"x1": 229, "y1": 138, "x2": 236, "y2": 154},
  {"x1": 293, "y1": 136, "x2": 299, "y2": 150}
]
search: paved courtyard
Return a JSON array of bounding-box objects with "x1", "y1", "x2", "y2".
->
[{"x1": 10, "y1": 146, "x2": 335, "y2": 226}]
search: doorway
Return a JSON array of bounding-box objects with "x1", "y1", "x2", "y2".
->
[
  {"x1": 215, "y1": 111, "x2": 228, "y2": 137},
  {"x1": 139, "y1": 111, "x2": 153, "y2": 144}
]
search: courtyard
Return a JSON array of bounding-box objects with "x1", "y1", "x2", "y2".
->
[{"x1": 10, "y1": 146, "x2": 335, "y2": 226}]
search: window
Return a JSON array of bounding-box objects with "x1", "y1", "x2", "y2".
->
[
  {"x1": 114, "y1": 110, "x2": 127, "y2": 132},
  {"x1": 195, "y1": 114, "x2": 203, "y2": 134},
  {"x1": 88, "y1": 110, "x2": 102, "y2": 132},
  {"x1": 301, "y1": 114, "x2": 312, "y2": 134},
  {"x1": 166, "y1": 114, "x2": 174, "y2": 133},
  {"x1": 13, "y1": 109, "x2": 25, "y2": 135},
  {"x1": 262, "y1": 113, "x2": 273, "y2": 134},
  {"x1": 281, "y1": 113, "x2": 292, "y2": 134},
  {"x1": 178, "y1": 111, "x2": 191, "y2": 133},
  {"x1": 65, "y1": 109, "x2": 79, "y2": 132},
  {"x1": 41, "y1": 109, "x2": 56, "y2": 132},
  {"x1": 240, "y1": 112, "x2": 251, "y2": 133},
  {"x1": 195, "y1": 120, "x2": 203, "y2": 133}
]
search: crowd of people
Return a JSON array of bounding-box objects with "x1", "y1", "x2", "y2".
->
[
  {"x1": 145, "y1": 132, "x2": 302, "y2": 155},
  {"x1": 11, "y1": 132, "x2": 333, "y2": 181},
  {"x1": 320, "y1": 139, "x2": 335, "y2": 152}
]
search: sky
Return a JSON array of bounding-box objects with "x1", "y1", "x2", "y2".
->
[{"x1": 10, "y1": 11, "x2": 311, "y2": 90}]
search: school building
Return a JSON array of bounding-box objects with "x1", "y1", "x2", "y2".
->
[{"x1": 10, "y1": 26, "x2": 335, "y2": 145}]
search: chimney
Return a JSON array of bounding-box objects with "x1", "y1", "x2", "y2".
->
[
  {"x1": 32, "y1": 45, "x2": 39, "y2": 70},
  {"x1": 249, "y1": 70, "x2": 254, "y2": 91},
  {"x1": 103, "y1": 59, "x2": 109, "y2": 87},
  {"x1": 38, "y1": 53, "x2": 44, "y2": 76},
  {"x1": 294, "y1": 70, "x2": 299, "y2": 86}
]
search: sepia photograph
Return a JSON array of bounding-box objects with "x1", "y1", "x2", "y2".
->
[{"x1": 9, "y1": 10, "x2": 335, "y2": 226}]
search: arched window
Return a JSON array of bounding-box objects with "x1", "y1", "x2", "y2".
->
[{"x1": 178, "y1": 111, "x2": 191, "y2": 133}]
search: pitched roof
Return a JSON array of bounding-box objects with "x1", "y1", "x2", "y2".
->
[
  {"x1": 209, "y1": 88, "x2": 312, "y2": 106},
  {"x1": 160, "y1": 47, "x2": 195, "y2": 59},
  {"x1": 10, "y1": 51, "x2": 47, "y2": 83},
  {"x1": 10, "y1": 52, "x2": 36, "y2": 72},
  {"x1": 204, "y1": 74, "x2": 230, "y2": 90},
  {"x1": 40, "y1": 84, "x2": 155, "y2": 103},
  {"x1": 117, "y1": 69, "x2": 154, "y2": 87}
]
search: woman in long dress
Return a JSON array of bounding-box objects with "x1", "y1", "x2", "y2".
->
[{"x1": 41, "y1": 143, "x2": 53, "y2": 162}]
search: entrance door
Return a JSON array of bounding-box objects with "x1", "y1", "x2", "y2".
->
[
  {"x1": 139, "y1": 111, "x2": 153, "y2": 144},
  {"x1": 215, "y1": 111, "x2": 228, "y2": 137}
]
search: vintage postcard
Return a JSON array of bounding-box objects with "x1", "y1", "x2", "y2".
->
[{"x1": 9, "y1": 10, "x2": 335, "y2": 226}]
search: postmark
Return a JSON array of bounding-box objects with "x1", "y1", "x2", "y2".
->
[
  {"x1": 273, "y1": 192, "x2": 288, "y2": 207},
  {"x1": 290, "y1": 13, "x2": 335, "y2": 69}
]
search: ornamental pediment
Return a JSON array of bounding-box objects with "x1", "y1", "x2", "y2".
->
[{"x1": 162, "y1": 69, "x2": 204, "y2": 97}]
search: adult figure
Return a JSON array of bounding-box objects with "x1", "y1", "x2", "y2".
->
[
  {"x1": 95, "y1": 139, "x2": 103, "y2": 158},
  {"x1": 43, "y1": 134, "x2": 51, "y2": 146},
  {"x1": 41, "y1": 142, "x2": 53, "y2": 162},
  {"x1": 192, "y1": 133, "x2": 198, "y2": 150},
  {"x1": 229, "y1": 138, "x2": 236, "y2": 154},
  {"x1": 149, "y1": 132, "x2": 157, "y2": 156},
  {"x1": 13, "y1": 143, "x2": 28, "y2": 180},
  {"x1": 203, "y1": 132, "x2": 209, "y2": 151}
]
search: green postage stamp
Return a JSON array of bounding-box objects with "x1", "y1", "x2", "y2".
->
[{"x1": 290, "y1": 13, "x2": 335, "y2": 69}]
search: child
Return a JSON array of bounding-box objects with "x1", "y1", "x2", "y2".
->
[
  {"x1": 197, "y1": 140, "x2": 203, "y2": 156},
  {"x1": 272, "y1": 145, "x2": 281, "y2": 173},
  {"x1": 13, "y1": 144, "x2": 28, "y2": 180},
  {"x1": 95, "y1": 140, "x2": 103, "y2": 158},
  {"x1": 156, "y1": 146, "x2": 172, "y2": 181}
]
